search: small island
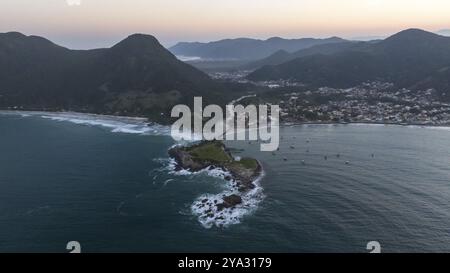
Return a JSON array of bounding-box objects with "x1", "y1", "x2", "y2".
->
[{"x1": 169, "y1": 141, "x2": 262, "y2": 210}]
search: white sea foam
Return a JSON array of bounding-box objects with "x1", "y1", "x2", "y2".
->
[
  {"x1": 163, "y1": 178, "x2": 174, "y2": 186},
  {"x1": 175, "y1": 55, "x2": 202, "y2": 62},
  {"x1": 116, "y1": 201, "x2": 128, "y2": 216},
  {"x1": 191, "y1": 169, "x2": 265, "y2": 229},
  {"x1": 175, "y1": 55, "x2": 238, "y2": 62},
  {"x1": 40, "y1": 113, "x2": 171, "y2": 136},
  {"x1": 2, "y1": 110, "x2": 266, "y2": 227},
  {"x1": 161, "y1": 156, "x2": 265, "y2": 228},
  {"x1": 0, "y1": 111, "x2": 33, "y2": 118},
  {"x1": 163, "y1": 157, "x2": 230, "y2": 178},
  {"x1": 0, "y1": 110, "x2": 171, "y2": 136}
]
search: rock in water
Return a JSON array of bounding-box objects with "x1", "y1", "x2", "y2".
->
[{"x1": 217, "y1": 194, "x2": 243, "y2": 211}]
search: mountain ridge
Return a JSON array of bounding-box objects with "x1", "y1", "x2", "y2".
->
[
  {"x1": 0, "y1": 32, "x2": 227, "y2": 122},
  {"x1": 169, "y1": 36, "x2": 348, "y2": 60},
  {"x1": 247, "y1": 29, "x2": 450, "y2": 100},
  {"x1": 243, "y1": 41, "x2": 359, "y2": 70}
]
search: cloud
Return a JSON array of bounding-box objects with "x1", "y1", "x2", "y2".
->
[{"x1": 66, "y1": 0, "x2": 82, "y2": 6}]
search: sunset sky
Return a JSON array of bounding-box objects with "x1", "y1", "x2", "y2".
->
[{"x1": 1, "y1": 0, "x2": 450, "y2": 49}]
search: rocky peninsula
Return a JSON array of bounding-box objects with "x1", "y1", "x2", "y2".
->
[{"x1": 168, "y1": 141, "x2": 262, "y2": 211}]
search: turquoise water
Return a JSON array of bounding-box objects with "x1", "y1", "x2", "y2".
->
[{"x1": 0, "y1": 112, "x2": 449, "y2": 252}]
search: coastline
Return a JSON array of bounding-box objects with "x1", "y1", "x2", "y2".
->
[
  {"x1": 0, "y1": 110, "x2": 171, "y2": 136},
  {"x1": 281, "y1": 120, "x2": 450, "y2": 129},
  {"x1": 168, "y1": 141, "x2": 263, "y2": 192},
  {"x1": 168, "y1": 141, "x2": 265, "y2": 228},
  {"x1": 0, "y1": 109, "x2": 150, "y2": 122},
  {"x1": 3, "y1": 109, "x2": 450, "y2": 129}
]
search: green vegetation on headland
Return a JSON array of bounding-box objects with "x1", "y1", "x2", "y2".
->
[
  {"x1": 180, "y1": 141, "x2": 261, "y2": 171},
  {"x1": 229, "y1": 157, "x2": 259, "y2": 170},
  {"x1": 169, "y1": 141, "x2": 262, "y2": 210},
  {"x1": 185, "y1": 141, "x2": 233, "y2": 164}
]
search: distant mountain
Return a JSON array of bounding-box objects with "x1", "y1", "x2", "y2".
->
[
  {"x1": 349, "y1": 35, "x2": 386, "y2": 41},
  {"x1": 169, "y1": 37, "x2": 347, "y2": 60},
  {"x1": 0, "y1": 32, "x2": 226, "y2": 122},
  {"x1": 247, "y1": 29, "x2": 450, "y2": 100},
  {"x1": 243, "y1": 41, "x2": 357, "y2": 70},
  {"x1": 412, "y1": 66, "x2": 450, "y2": 101},
  {"x1": 436, "y1": 29, "x2": 450, "y2": 37}
]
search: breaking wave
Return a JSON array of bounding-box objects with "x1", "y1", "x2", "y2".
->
[
  {"x1": 0, "y1": 111, "x2": 170, "y2": 136},
  {"x1": 191, "y1": 171, "x2": 265, "y2": 229},
  {"x1": 163, "y1": 157, "x2": 265, "y2": 229},
  {"x1": 1, "y1": 110, "x2": 266, "y2": 228}
]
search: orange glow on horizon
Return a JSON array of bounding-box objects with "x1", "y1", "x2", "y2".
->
[{"x1": 1, "y1": 0, "x2": 450, "y2": 48}]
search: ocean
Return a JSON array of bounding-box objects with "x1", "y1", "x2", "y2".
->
[{"x1": 0, "y1": 111, "x2": 449, "y2": 253}]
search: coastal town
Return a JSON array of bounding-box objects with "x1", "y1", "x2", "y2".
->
[
  {"x1": 276, "y1": 82, "x2": 450, "y2": 126},
  {"x1": 209, "y1": 70, "x2": 450, "y2": 126}
]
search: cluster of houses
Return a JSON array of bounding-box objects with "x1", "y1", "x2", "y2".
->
[{"x1": 277, "y1": 82, "x2": 450, "y2": 125}]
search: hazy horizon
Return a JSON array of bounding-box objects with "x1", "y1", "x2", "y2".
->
[{"x1": 1, "y1": 0, "x2": 450, "y2": 49}]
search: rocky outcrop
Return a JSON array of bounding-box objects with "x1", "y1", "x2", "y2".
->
[
  {"x1": 226, "y1": 162, "x2": 261, "y2": 192},
  {"x1": 168, "y1": 147, "x2": 209, "y2": 172},
  {"x1": 169, "y1": 141, "x2": 262, "y2": 210},
  {"x1": 217, "y1": 194, "x2": 243, "y2": 211}
]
